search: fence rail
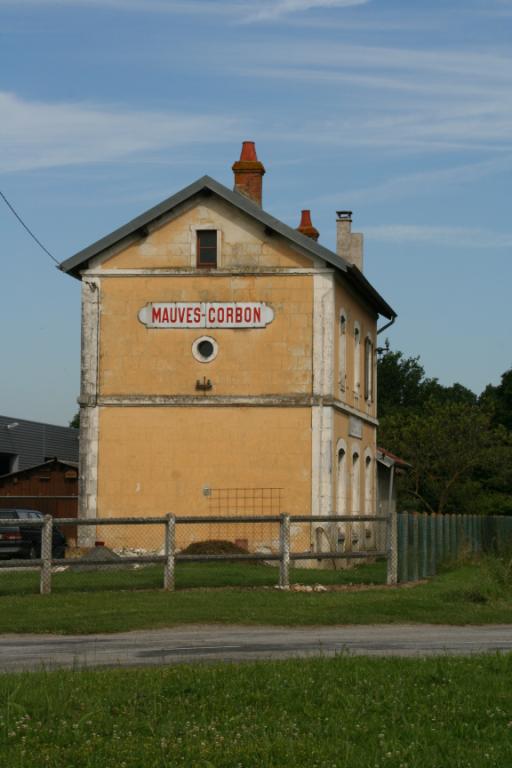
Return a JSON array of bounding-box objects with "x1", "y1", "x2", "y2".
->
[
  {"x1": 0, "y1": 513, "x2": 388, "y2": 594},
  {"x1": 4, "y1": 511, "x2": 510, "y2": 594}
]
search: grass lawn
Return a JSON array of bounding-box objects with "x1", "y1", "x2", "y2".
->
[
  {"x1": 0, "y1": 560, "x2": 512, "y2": 633},
  {"x1": 1, "y1": 654, "x2": 512, "y2": 767},
  {"x1": 0, "y1": 559, "x2": 387, "y2": 596}
]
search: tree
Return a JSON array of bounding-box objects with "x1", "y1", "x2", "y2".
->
[
  {"x1": 377, "y1": 340, "x2": 476, "y2": 419},
  {"x1": 379, "y1": 399, "x2": 498, "y2": 515},
  {"x1": 480, "y1": 368, "x2": 512, "y2": 431},
  {"x1": 69, "y1": 411, "x2": 80, "y2": 429},
  {"x1": 377, "y1": 342, "x2": 512, "y2": 515},
  {"x1": 377, "y1": 340, "x2": 434, "y2": 418}
]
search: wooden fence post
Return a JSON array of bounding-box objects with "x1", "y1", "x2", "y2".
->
[
  {"x1": 163, "y1": 514, "x2": 176, "y2": 591},
  {"x1": 40, "y1": 515, "x2": 53, "y2": 595},
  {"x1": 279, "y1": 514, "x2": 290, "y2": 589}
]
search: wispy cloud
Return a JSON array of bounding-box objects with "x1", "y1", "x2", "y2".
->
[
  {"x1": 312, "y1": 155, "x2": 512, "y2": 205},
  {"x1": 365, "y1": 224, "x2": 512, "y2": 249},
  {"x1": 230, "y1": 41, "x2": 512, "y2": 152},
  {"x1": 0, "y1": 92, "x2": 241, "y2": 173},
  {"x1": 0, "y1": 0, "x2": 369, "y2": 20},
  {"x1": 242, "y1": 0, "x2": 368, "y2": 22}
]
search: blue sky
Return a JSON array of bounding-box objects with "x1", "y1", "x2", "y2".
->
[{"x1": 1, "y1": 0, "x2": 511, "y2": 424}]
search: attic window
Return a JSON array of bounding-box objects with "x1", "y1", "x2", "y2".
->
[{"x1": 197, "y1": 230, "x2": 217, "y2": 268}]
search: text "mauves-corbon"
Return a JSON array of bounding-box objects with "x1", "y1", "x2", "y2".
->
[{"x1": 138, "y1": 302, "x2": 275, "y2": 329}]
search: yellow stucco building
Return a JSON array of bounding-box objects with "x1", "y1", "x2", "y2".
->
[{"x1": 60, "y1": 142, "x2": 396, "y2": 554}]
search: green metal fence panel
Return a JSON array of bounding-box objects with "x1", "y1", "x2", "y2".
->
[
  {"x1": 398, "y1": 513, "x2": 408, "y2": 584},
  {"x1": 429, "y1": 514, "x2": 437, "y2": 577},
  {"x1": 397, "y1": 512, "x2": 512, "y2": 585},
  {"x1": 436, "y1": 514, "x2": 444, "y2": 567},
  {"x1": 419, "y1": 514, "x2": 428, "y2": 579},
  {"x1": 450, "y1": 515, "x2": 457, "y2": 560},
  {"x1": 444, "y1": 514, "x2": 450, "y2": 561},
  {"x1": 411, "y1": 514, "x2": 419, "y2": 582}
]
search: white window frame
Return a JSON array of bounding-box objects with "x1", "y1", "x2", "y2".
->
[
  {"x1": 353, "y1": 321, "x2": 361, "y2": 400},
  {"x1": 338, "y1": 310, "x2": 347, "y2": 397},
  {"x1": 190, "y1": 225, "x2": 222, "y2": 269},
  {"x1": 351, "y1": 446, "x2": 360, "y2": 516},
  {"x1": 336, "y1": 438, "x2": 348, "y2": 517},
  {"x1": 364, "y1": 332, "x2": 374, "y2": 403}
]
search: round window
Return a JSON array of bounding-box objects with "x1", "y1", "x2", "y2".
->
[{"x1": 192, "y1": 336, "x2": 218, "y2": 363}]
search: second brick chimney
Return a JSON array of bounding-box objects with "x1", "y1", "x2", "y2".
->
[
  {"x1": 232, "y1": 141, "x2": 266, "y2": 207},
  {"x1": 297, "y1": 209, "x2": 320, "y2": 241}
]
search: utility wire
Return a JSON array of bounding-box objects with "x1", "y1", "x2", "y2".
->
[{"x1": 0, "y1": 190, "x2": 60, "y2": 265}]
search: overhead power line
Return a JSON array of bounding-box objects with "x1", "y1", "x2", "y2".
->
[{"x1": 0, "y1": 190, "x2": 59, "y2": 265}]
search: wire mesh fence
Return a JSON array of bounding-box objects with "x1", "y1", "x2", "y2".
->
[{"x1": 0, "y1": 512, "x2": 389, "y2": 596}]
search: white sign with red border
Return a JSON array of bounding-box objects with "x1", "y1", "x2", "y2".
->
[{"x1": 138, "y1": 302, "x2": 274, "y2": 329}]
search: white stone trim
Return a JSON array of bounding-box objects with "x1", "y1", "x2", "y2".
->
[
  {"x1": 353, "y1": 320, "x2": 361, "y2": 403},
  {"x1": 338, "y1": 308, "x2": 347, "y2": 398},
  {"x1": 351, "y1": 443, "x2": 361, "y2": 516},
  {"x1": 364, "y1": 446, "x2": 375, "y2": 547},
  {"x1": 98, "y1": 395, "x2": 314, "y2": 407},
  {"x1": 335, "y1": 438, "x2": 348, "y2": 517},
  {"x1": 311, "y1": 405, "x2": 333, "y2": 517},
  {"x1": 80, "y1": 278, "x2": 100, "y2": 403},
  {"x1": 91, "y1": 394, "x2": 379, "y2": 424},
  {"x1": 313, "y1": 272, "x2": 335, "y2": 396},
  {"x1": 364, "y1": 446, "x2": 374, "y2": 514},
  {"x1": 82, "y1": 267, "x2": 335, "y2": 277},
  {"x1": 78, "y1": 405, "x2": 99, "y2": 546},
  {"x1": 190, "y1": 224, "x2": 222, "y2": 268},
  {"x1": 364, "y1": 331, "x2": 374, "y2": 404},
  {"x1": 78, "y1": 277, "x2": 101, "y2": 545},
  {"x1": 331, "y1": 398, "x2": 379, "y2": 426},
  {"x1": 311, "y1": 407, "x2": 321, "y2": 518}
]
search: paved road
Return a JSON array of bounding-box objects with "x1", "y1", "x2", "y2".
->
[{"x1": 1, "y1": 625, "x2": 512, "y2": 672}]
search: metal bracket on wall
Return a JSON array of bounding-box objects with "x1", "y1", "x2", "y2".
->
[{"x1": 196, "y1": 377, "x2": 213, "y2": 391}]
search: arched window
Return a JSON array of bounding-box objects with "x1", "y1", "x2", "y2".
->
[
  {"x1": 351, "y1": 449, "x2": 360, "y2": 516},
  {"x1": 364, "y1": 453, "x2": 373, "y2": 516},
  {"x1": 364, "y1": 334, "x2": 374, "y2": 402},
  {"x1": 364, "y1": 451, "x2": 374, "y2": 549},
  {"x1": 351, "y1": 448, "x2": 361, "y2": 550},
  {"x1": 339, "y1": 311, "x2": 347, "y2": 396},
  {"x1": 353, "y1": 322, "x2": 361, "y2": 398},
  {"x1": 336, "y1": 440, "x2": 347, "y2": 517}
]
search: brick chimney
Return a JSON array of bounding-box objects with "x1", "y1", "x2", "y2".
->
[
  {"x1": 297, "y1": 209, "x2": 319, "y2": 241},
  {"x1": 336, "y1": 211, "x2": 363, "y2": 271},
  {"x1": 232, "y1": 141, "x2": 265, "y2": 206}
]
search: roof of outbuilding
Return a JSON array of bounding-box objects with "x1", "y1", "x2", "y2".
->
[
  {"x1": 59, "y1": 175, "x2": 396, "y2": 319},
  {"x1": 0, "y1": 458, "x2": 79, "y2": 481}
]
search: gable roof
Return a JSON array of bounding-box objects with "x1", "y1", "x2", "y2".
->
[
  {"x1": 0, "y1": 458, "x2": 79, "y2": 481},
  {"x1": 59, "y1": 175, "x2": 396, "y2": 319}
]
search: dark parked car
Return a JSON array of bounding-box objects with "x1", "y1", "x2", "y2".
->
[{"x1": 0, "y1": 509, "x2": 66, "y2": 560}]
